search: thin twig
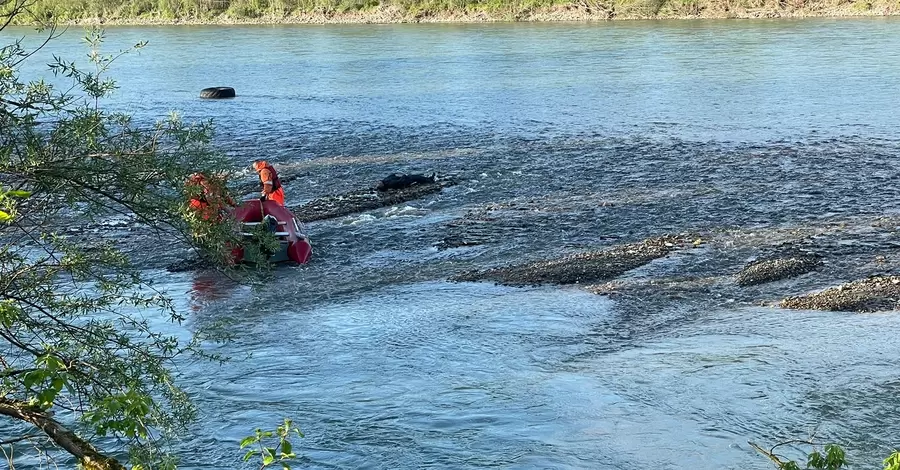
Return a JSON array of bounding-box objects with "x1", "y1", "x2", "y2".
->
[{"x1": 749, "y1": 441, "x2": 788, "y2": 467}]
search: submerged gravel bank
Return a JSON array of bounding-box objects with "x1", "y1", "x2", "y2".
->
[
  {"x1": 453, "y1": 234, "x2": 699, "y2": 286},
  {"x1": 781, "y1": 276, "x2": 900, "y2": 312},
  {"x1": 290, "y1": 179, "x2": 455, "y2": 223},
  {"x1": 735, "y1": 253, "x2": 823, "y2": 286}
]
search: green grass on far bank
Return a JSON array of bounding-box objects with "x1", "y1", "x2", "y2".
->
[
  {"x1": 9, "y1": 0, "x2": 900, "y2": 24},
  {"x1": 13, "y1": 0, "x2": 565, "y2": 21}
]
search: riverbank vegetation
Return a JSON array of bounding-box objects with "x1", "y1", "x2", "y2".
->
[{"x1": 11, "y1": 0, "x2": 900, "y2": 24}]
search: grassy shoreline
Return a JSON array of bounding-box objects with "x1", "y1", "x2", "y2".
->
[{"x1": 14, "y1": 0, "x2": 900, "y2": 25}]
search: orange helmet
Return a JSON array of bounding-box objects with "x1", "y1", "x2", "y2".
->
[{"x1": 252, "y1": 160, "x2": 267, "y2": 172}]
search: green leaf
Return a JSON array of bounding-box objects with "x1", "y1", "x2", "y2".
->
[
  {"x1": 0, "y1": 302, "x2": 20, "y2": 328},
  {"x1": 281, "y1": 440, "x2": 292, "y2": 456},
  {"x1": 23, "y1": 370, "x2": 45, "y2": 388},
  {"x1": 51, "y1": 376, "x2": 66, "y2": 392},
  {"x1": 884, "y1": 451, "x2": 900, "y2": 470},
  {"x1": 262, "y1": 454, "x2": 275, "y2": 466},
  {"x1": 809, "y1": 451, "x2": 825, "y2": 469},
  {"x1": 824, "y1": 444, "x2": 846, "y2": 469},
  {"x1": 0, "y1": 210, "x2": 12, "y2": 222},
  {"x1": 7, "y1": 190, "x2": 31, "y2": 198},
  {"x1": 243, "y1": 450, "x2": 258, "y2": 462},
  {"x1": 240, "y1": 436, "x2": 256, "y2": 448}
]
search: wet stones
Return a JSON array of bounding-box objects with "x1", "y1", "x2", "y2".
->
[
  {"x1": 735, "y1": 253, "x2": 822, "y2": 286},
  {"x1": 453, "y1": 234, "x2": 696, "y2": 286},
  {"x1": 165, "y1": 256, "x2": 209, "y2": 272},
  {"x1": 290, "y1": 179, "x2": 454, "y2": 223},
  {"x1": 781, "y1": 276, "x2": 900, "y2": 312},
  {"x1": 376, "y1": 172, "x2": 436, "y2": 191}
]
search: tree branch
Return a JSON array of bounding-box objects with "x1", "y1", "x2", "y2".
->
[
  {"x1": 749, "y1": 441, "x2": 788, "y2": 467},
  {"x1": 0, "y1": 397, "x2": 125, "y2": 470},
  {"x1": 0, "y1": 0, "x2": 28, "y2": 32},
  {"x1": 0, "y1": 97, "x2": 39, "y2": 111},
  {"x1": 0, "y1": 367, "x2": 36, "y2": 379}
]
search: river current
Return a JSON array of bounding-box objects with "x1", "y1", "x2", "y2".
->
[{"x1": 4, "y1": 18, "x2": 900, "y2": 469}]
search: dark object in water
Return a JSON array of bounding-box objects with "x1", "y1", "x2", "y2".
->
[
  {"x1": 200, "y1": 87, "x2": 236, "y2": 99},
  {"x1": 376, "y1": 172, "x2": 436, "y2": 191}
]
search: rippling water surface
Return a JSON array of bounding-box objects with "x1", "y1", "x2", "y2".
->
[{"x1": 4, "y1": 18, "x2": 900, "y2": 469}]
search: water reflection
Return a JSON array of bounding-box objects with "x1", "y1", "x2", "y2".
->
[{"x1": 188, "y1": 270, "x2": 234, "y2": 311}]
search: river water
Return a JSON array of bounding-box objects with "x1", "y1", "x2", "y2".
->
[{"x1": 4, "y1": 18, "x2": 900, "y2": 469}]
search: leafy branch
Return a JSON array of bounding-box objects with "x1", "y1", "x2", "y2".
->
[
  {"x1": 751, "y1": 439, "x2": 900, "y2": 470},
  {"x1": 240, "y1": 418, "x2": 304, "y2": 470},
  {"x1": 1, "y1": 6, "x2": 238, "y2": 469}
]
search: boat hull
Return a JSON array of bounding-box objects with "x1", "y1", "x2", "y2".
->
[{"x1": 231, "y1": 200, "x2": 312, "y2": 264}]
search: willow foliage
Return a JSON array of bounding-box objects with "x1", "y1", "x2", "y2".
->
[{"x1": 1, "y1": 1, "x2": 238, "y2": 467}]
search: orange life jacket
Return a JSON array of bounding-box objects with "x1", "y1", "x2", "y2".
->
[{"x1": 257, "y1": 163, "x2": 282, "y2": 193}]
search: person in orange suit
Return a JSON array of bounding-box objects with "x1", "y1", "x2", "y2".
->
[
  {"x1": 186, "y1": 172, "x2": 234, "y2": 221},
  {"x1": 252, "y1": 160, "x2": 285, "y2": 206}
]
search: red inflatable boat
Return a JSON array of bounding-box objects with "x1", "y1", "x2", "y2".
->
[{"x1": 230, "y1": 200, "x2": 312, "y2": 264}]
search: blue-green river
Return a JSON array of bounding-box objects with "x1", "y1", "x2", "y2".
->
[{"x1": 4, "y1": 18, "x2": 900, "y2": 469}]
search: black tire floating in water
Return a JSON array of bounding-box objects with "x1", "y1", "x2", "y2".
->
[{"x1": 200, "y1": 87, "x2": 235, "y2": 99}]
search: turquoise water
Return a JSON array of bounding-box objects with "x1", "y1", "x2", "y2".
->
[
  {"x1": 4, "y1": 18, "x2": 900, "y2": 469},
  {"x1": 9, "y1": 19, "x2": 900, "y2": 142}
]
